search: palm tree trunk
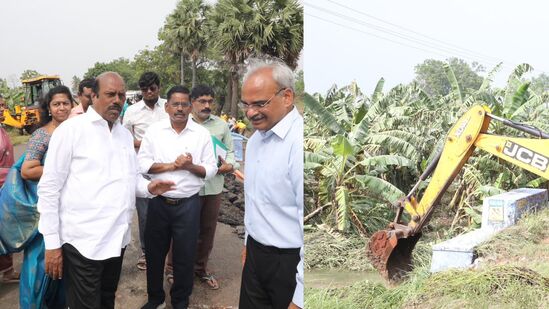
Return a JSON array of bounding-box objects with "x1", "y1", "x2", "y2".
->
[
  {"x1": 191, "y1": 58, "x2": 197, "y2": 88},
  {"x1": 223, "y1": 75, "x2": 232, "y2": 114},
  {"x1": 230, "y1": 70, "x2": 239, "y2": 118},
  {"x1": 180, "y1": 51, "x2": 185, "y2": 86}
]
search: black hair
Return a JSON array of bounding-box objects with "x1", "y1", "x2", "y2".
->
[
  {"x1": 166, "y1": 85, "x2": 190, "y2": 101},
  {"x1": 40, "y1": 85, "x2": 74, "y2": 126},
  {"x1": 138, "y1": 72, "x2": 160, "y2": 88},
  {"x1": 92, "y1": 76, "x2": 100, "y2": 94},
  {"x1": 190, "y1": 84, "x2": 215, "y2": 100},
  {"x1": 78, "y1": 78, "x2": 95, "y2": 95}
]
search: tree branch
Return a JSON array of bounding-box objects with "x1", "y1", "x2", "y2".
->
[{"x1": 304, "y1": 204, "x2": 330, "y2": 223}]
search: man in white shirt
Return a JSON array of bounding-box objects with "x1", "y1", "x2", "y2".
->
[
  {"x1": 37, "y1": 72, "x2": 175, "y2": 309},
  {"x1": 238, "y1": 59, "x2": 304, "y2": 309},
  {"x1": 137, "y1": 85, "x2": 217, "y2": 309},
  {"x1": 123, "y1": 71, "x2": 168, "y2": 271}
]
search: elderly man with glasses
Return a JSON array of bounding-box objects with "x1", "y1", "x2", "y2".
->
[
  {"x1": 238, "y1": 58, "x2": 304, "y2": 309},
  {"x1": 137, "y1": 85, "x2": 217, "y2": 309},
  {"x1": 123, "y1": 71, "x2": 168, "y2": 271}
]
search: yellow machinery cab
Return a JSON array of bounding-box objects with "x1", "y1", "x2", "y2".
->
[{"x1": 2, "y1": 75, "x2": 62, "y2": 133}]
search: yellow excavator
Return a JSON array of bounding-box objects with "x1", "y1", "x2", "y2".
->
[
  {"x1": 2, "y1": 75, "x2": 62, "y2": 133},
  {"x1": 367, "y1": 105, "x2": 549, "y2": 281}
]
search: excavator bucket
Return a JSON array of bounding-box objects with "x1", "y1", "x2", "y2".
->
[{"x1": 366, "y1": 227, "x2": 421, "y2": 281}]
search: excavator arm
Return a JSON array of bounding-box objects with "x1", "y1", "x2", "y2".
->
[{"x1": 367, "y1": 105, "x2": 549, "y2": 280}]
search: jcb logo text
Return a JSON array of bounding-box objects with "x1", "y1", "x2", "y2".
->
[{"x1": 502, "y1": 141, "x2": 548, "y2": 172}]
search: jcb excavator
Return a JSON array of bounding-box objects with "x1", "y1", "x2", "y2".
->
[
  {"x1": 2, "y1": 75, "x2": 62, "y2": 133},
  {"x1": 367, "y1": 105, "x2": 549, "y2": 281}
]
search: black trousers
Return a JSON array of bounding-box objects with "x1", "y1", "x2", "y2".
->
[
  {"x1": 145, "y1": 194, "x2": 201, "y2": 309},
  {"x1": 239, "y1": 236, "x2": 300, "y2": 309},
  {"x1": 62, "y1": 243, "x2": 125, "y2": 309}
]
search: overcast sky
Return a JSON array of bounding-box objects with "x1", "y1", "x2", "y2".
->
[
  {"x1": 0, "y1": 0, "x2": 179, "y2": 87},
  {"x1": 304, "y1": 0, "x2": 549, "y2": 94}
]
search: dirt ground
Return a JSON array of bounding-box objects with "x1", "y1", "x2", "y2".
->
[
  {"x1": 0, "y1": 144, "x2": 245, "y2": 309},
  {"x1": 0, "y1": 217, "x2": 243, "y2": 309}
]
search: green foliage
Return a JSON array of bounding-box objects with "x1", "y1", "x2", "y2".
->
[
  {"x1": 210, "y1": 0, "x2": 303, "y2": 67},
  {"x1": 158, "y1": 0, "x2": 211, "y2": 86},
  {"x1": 71, "y1": 0, "x2": 302, "y2": 118},
  {"x1": 71, "y1": 75, "x2": 81, "y2": 94},
  {"x1": 208, "y1": 0, "x2": 303, "y2": 116},
  {"x1": 0, "y1": 79, "x2": 24, "y2": 111},
  {"x1": 414, "y1": 58, "x2": 483, "y2": 97},
  {"x1": 83, "y1": 58, "x2": 138, "y2": 89},
  {"x1": 20, "y1": 69, "x2": 41, "y2": 80},
  {"x1": 529, "y1": 72, "x2": 549, "y2": 94},
  {"x1": 306, "y1": 60, "x2": 549, "y2": 236},
  {"x1": 132, "y1": 44, "x2": 181, "y2": 95}
]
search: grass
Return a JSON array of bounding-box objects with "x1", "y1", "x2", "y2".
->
[
  {"x1": 305, "y1": 224, "x2": 374, "y2": 271},
  {"x1": 305, "y1": 208, "x2": 549, "y2": 308},
  {"x1": 5, "y1": 127, "x2": 30, "y2": 145},
  {"x1": 476, "y1": 208, "x2": 549, "y2": 276}
]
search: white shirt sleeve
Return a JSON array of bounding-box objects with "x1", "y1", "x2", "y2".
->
[
  {"x1": 137, "y1": 129, "x2": 155, "y2": 174},
  {"x1": 134, "y1": 146, "x2": 154, "y2": 198},
  {"x1": 122, "y1": 107, "x2": 136, "y2": 135},
  {"x1": 292, "y1": 247, "x2": 304, "y2": 308},
  {"x1": 199, "y1": 132, "x2": 218, "y2": 180},
  {"x1": 290, "y1": 129, "x2": 304, "y2": 307},
  {"x1": 37, "y1": 125, "x2": 74, "y2": 250}
]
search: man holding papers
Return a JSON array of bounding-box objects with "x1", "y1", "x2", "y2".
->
[{"x1": 189, "y1": 84, "x2": 237, "y2": 290}]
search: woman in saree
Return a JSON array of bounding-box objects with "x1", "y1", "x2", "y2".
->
[{"x1": 19, "y1": 85, "x2": 73, "y2": 308}]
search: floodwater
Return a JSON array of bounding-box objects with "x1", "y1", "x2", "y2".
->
[{"x1": 305, "y1": 269, "x2": 385, "y2": 289}]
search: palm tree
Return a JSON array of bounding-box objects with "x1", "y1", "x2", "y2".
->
[
  {"x1": 209, "y1": 0, "x2": 303, "y2": 117},
  {"x1": 159, "y1": 0, "x2": 210, "y2": 87},
  {"x1": 257, "y1": 0, "x2": 303, "y2": 69}
]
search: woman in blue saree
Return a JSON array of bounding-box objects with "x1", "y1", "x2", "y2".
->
[{"x1": 0, "y1": 85, "x2": 73, "y2": 308}]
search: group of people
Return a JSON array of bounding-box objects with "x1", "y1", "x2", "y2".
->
[{"x1": 0, "y1": 58, "x2": 303, "y2": 309}]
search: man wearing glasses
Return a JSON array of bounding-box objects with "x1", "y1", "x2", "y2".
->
[
  {"x1": 123, "y1": 71, "x2": 168, "y2": 271},
  {"x1": 165, "y1": 84, "x2": 238, "y2": 289},
  {"x1": 188, "y1": 84, "x2": 236, "y2": 290},
  {"x1": 238, "y1": 59, "x2": 303, "y2": 309},
  {"x1": 69, "y1": 78, "x2": 94, "y2": 117},
  {"x1": 137, "y1": 85, "x2": 217, "y2": 309}
]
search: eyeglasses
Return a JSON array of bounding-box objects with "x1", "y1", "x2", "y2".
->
[
  {"x1": 140, "y1": 85, "x2": 158, "y2": 93},
  {"x1": 195, "y1": 99, "x2": 214, "y2": 105},
  {"x1": 238, "y1": 88, "x2": 286, "y2": 110},
  {"x1": 169, "y1": 101, "x2": 192, "y2": 108}
]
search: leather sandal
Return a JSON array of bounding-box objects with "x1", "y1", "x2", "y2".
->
[
  {"x1": 137, "y1": 254, "x2": 147, "y2": 271},
  {"x1": 198, "y1": 273, "x2": 219, "y2": 290}
]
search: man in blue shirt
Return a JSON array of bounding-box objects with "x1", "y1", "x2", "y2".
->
[{"x1": 238, "y1": 59, "x2": 303, "y2": 309}]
